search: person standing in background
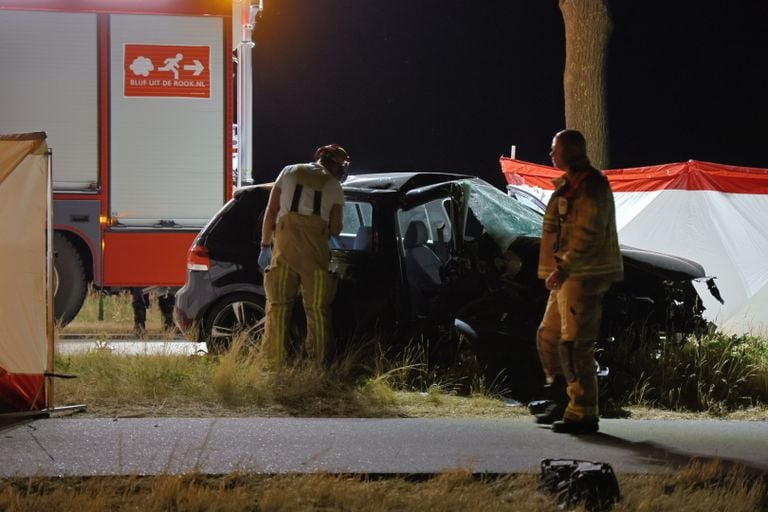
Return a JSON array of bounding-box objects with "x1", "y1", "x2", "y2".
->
[
  {"x1": 534, "y1": 130, "x2": 623, "y2": 434},
  {"x1": 131, "y1": 287, "x2": 175, "y2": 338}
]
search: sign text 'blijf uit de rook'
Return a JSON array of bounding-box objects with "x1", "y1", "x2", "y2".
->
[{"x1": 124, "y1": 44, "x2": 210, "y2": 99}]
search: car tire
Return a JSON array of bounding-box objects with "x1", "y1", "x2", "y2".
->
[
  {"x1": 53, "y1": 232, "x2": 87, "y2": 326},
  {"x1": 204, "y1": 293, "x2": 266, "y2": 355}
]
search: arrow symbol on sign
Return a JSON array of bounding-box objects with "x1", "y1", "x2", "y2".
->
[{"x1": 183, "y1": 59, "x2": 205, "y2": 76}]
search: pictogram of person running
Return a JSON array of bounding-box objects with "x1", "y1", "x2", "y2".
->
[{"x1": 158, "y1": 53, "x2": 183, "y2": 79}]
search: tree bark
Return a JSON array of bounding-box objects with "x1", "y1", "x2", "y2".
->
[{"x1": 559, "y1": 0, "x2": 612, "y2": 169}]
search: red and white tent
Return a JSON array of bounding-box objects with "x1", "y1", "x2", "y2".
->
[
  {"x1": 501, "y1": 157, "x2": 768, "y2": 337},
  {"x1": 0, "y1": 132, "x2": 52, "y2": 413}
]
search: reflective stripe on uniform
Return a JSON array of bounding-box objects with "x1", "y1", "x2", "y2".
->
[
  {"x1": 278, "y1": 264, "x2": 291, "y2": 361},
  {"x1": 317, "y1": 269, "x2": 327, "y2": 350}
]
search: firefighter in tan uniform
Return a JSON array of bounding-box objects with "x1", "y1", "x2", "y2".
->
[
  {"x1": 534, "y1": 130, "x2": 623, "y2": 434},
  {"x1": 258, "y1": 145, "x2": 349, "y2": 366}
]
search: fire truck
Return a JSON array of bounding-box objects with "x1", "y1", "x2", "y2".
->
[{"x1": 0, "y1": 0, "x2": 261, "y2": 324}]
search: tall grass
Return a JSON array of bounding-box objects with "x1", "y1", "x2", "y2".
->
[
  {"x1": 608, "y1": 329, "x2": 768, "y2": 413},
  {"x1": 53, "y1": 331, "x2": 512, "y2": 418},
  {"x1": 656, "y1": 334, "x2": 768, "y2": 412},
  {"x1": 0, "y1": 460, "x2": 764, "y2": 511},
  {"x1": 54, "y1": 347, "x2": 223, "y2": 417}
]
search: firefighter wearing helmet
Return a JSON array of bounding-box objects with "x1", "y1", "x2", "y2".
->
[{"x1": 258, "y1": 144, "x2": 350, "y2": 365}]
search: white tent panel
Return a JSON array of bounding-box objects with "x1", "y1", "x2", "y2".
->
[
  {"x1": 614, "y1": 190, "x2": 661, "y2": 231},
  {"x1": 0, "y1": 137, "x2": 48, "y2": 375},
  {"x1": 721, "y1": 282, "x2": 768, "y2": 337},
  {"x1": 614, "y1": 190, "x2": 766, "y2": 331},
  {"x1": 501, "y1": 158, "x2": 768, "y2": 336}
]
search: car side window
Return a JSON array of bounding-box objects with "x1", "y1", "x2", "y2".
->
[
  {"x1": 397, "y1": 197, "x2": 454, "y2": 316},
  {"x1": 464, "y1": 206, "x2": 484, "y2": 241},
  {"x1": 507, "y1": 186, "x2": 547, "y2": 215},
  {"x1": 427, "y1": 198, "x2": 453, "y2": 247},
  {"x1": 398, "y1": 205, "x2": 429, "y2": 243},
  {"x1": 331, "y1": 200, "x2": 373, "y2": 251},
  {"x1": 397, "y1": 197, "x2": 453, "y2": 262},
  {"x1": 202, "y1": 187, "x2": 270, "y2": 258}
]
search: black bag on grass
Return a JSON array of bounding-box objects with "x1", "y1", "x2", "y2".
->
[{"x1": 539, "y1": 458, "x2": 621, "y2": 511}]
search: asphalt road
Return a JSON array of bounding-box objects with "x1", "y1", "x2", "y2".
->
[
  {"x1": 28, "y1": 338, "x2": 766, "y2": 477},
  {"x1": 1, "y1": 417, "x2": 766, "y2": 477}
]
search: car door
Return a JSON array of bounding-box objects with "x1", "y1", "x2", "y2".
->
[{"x1": 396, "y1": 183, "x2": 465, "y2": 334}]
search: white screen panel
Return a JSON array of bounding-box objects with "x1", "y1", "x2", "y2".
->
[
  {"x1": 0, "y1": 11, "x2": 98, "y2": 190},
  {"x1": 109, "y1": 14, "x2": 224, "y2": 227}
]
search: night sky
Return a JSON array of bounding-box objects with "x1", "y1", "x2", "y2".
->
[{"x1": 250, "y1": 1, "x2": 768, "y2": 188}]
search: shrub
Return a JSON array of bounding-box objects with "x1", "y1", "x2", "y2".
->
[{"x1": 605, "y1": 331, "x2": 768, "y2": 412}]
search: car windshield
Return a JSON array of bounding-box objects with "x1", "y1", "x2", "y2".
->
[{"x1": 461, "y1": 178, "x2": 542, "y2": 251}]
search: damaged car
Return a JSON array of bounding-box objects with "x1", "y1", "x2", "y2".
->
[{"x1": 175, "y1": 173, "x2": 720, "y2": 399}]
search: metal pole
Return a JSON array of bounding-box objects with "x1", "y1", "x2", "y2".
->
[
  {"x1": 45, "y1": 146, "x2": 55, "y2": 410},
  {"x1": 237, "y1": 43, "x2": 253, "y2": 186},
  {"x1": 235, "y1": 0, "x2": 263, "y2": 187}
]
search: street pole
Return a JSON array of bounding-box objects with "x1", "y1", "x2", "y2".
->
[{"x1": 234, "y1": 0, "x2": 264, "y2": 187}]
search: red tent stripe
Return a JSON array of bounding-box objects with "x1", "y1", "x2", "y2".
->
[
  {"x1": 500, "y1": 158, "x2": 768, "y2": 194},
  {"x1": 0, "y1": 371, "x2": 45, "y2": 413}
]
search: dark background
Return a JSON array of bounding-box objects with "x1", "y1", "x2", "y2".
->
[{"x1": 250, "y1": 1, "x2": 768, "y2": 188}]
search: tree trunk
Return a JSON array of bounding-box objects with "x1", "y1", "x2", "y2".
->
[{"x1": 559, "y1": 0, "x2": 612, "y2": 168}]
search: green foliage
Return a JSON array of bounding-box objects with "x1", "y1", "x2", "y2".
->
[
  {"x1": 606, "y1": 329, "x2": 768, "y2": 413},
  {"x1": 663, "y1": 334, "x2": 767, "y2": 412}
]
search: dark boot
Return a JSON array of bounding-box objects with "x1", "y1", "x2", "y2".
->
[
  {"x1": 552, "y1": 417, "x2": 599, "y2": 434},
  {"x1": 528, "y1": 375, "x2": 563, "y2": 411},
  {"x1": 535, "y1": 401, "x2": 567, "y2": 424},
  {"x1": 158, "y1": 292, "x2": 176, "y2": 331},
  {"x1": 532, "y1": 375, "x2": 568, "y2": 424},
  {"x1": 131, "y1": 288, "x2": 148, "y2": 339}
]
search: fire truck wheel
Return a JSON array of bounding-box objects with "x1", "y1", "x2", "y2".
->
[
  {"x1": 205, "y1": 293, "x2": 266, "y2": 355},
  {"x1": 53, "y1": 232, "x2": 87, "y2": 326}
]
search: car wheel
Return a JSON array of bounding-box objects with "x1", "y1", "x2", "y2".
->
[
  {"x1": 205, "y1": 293, "x2": 266, "y2": 354},
  {"x1": 53, "y1": 232, "x2": 88, "y2": 326}
]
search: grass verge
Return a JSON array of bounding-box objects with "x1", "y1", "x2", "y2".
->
[
  {"x1": 58, "y1": 290, "x2": 768, "y2": 418},
  {"x1": 52, "y1": 333, "x2": 527, "y2": 419},
  {"x1": 0, "y1": 460, "x2": 765, "y2": 511}
]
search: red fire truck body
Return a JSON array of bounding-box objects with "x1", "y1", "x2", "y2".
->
[{"x1": 0, "y1": 0, "x2": 239, "y2": 323}]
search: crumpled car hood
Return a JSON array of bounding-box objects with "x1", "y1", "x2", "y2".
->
[{"x1": 619, "y1": 245, "x2": 706, "y2": 278}]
